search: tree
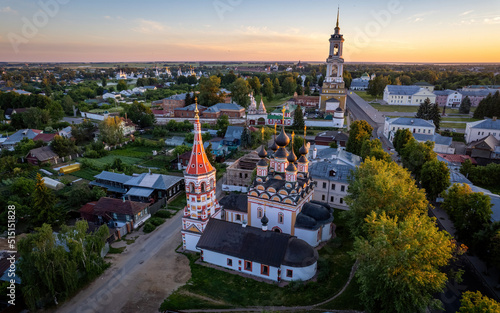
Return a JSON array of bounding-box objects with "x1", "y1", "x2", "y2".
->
[
  {"x1": 292, "y1": 106, "x2": 305, "y2": 130},
  {"x1": 51, "y1": 135, "x2": 78, "y2": 157},
  {"x1": 352, "y1": 211, "x2": 454, "y2": 313},
  {"x1": 124, "y1": 101, "x2": 155, "y2": 128},
  {"x1": 400, "y1": 138, "x2": 436, "y2": 180},
  {"x1": 459, "y1": 291, "x2": 500, "y2": 312},
  {"x1": 393, "y1": 128, "x2": 413, "y2": 154},
  {"x1": 184, "y1": 93, "x2": 194, "y2": 106},
  {"x1": 46, "y1": 101, "x2": 65, "y2": 122},
  {"x1": 61, "y1": 95, "x2": 76, "y2": 116},
  {"x1": 240, "y1": 127, "x2": 251, "y2": 148},
  {"x1": 18, "y1": 221, "x2": 109, "y2": 310},
  {"x1": 420, "y1": 159, "x2": 450, "y2": 199},
  {"x1": 72, "y1": 120, "x2": 97, "y2": 144},
  {"x1": 173, "y1": 144, "x2": 191, "y2": 157},
  {"x1": 271, "y1": 77, "x2": 280, "y2": 95},
  {"x1": 64, "y1": 184, "x2": 105, "y2": 210},
  {"x1": 230, "y1": 78, "x2": 251, "y2": 108},
  {"x1": 281, "y1": 77, "x2": 297, "y2": 95},
  {"x1": 346, "y1": 120, "x2": 373, "y2": 155},
  {"x1": 117, "y1": 79, "x2": 128, "y2": 91},
  {"x1": 101, "y1": 77, "x2": 107, "y2": 87},
  {"x1": 474, "y1": 91, "x2": 500, "y2": 119},
  {"x1": 346, "y1": 158, "x2": 429, "y2": 237},
  {"x1": 460, "y1": 96, "x2": 472, "y2": 114},
  {"x1": 249, "y1": 76, "x2": 262, "y2": 95},
  {"x1": 415, "y1": 98, "x2": 441, "y2": 130},
  {"x1": 442, "y1": 183, "x2": 493, "y2": 241},
  {"x1": 99, "y1": 116, "x2": 123, "y2": 145},
  {"x1": 367, "y1": 75, "x2": 390, "y2": 97},
  {"x1": 32, "y1": 173, "x2": 60, "y2": 226},
  {"x1": 215, "y1": 115, "x2": 230, "y2": 137},
  {"x1": 360, "y1": 139, "x2": 392, "y2": 162},
  {"x1": 263, "y1": 78, "x2": 274, "y2": 100},
  {"x1": 198, "y1": 76, "x2": 224, "y2": 106}
]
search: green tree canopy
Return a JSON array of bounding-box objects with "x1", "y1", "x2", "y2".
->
[
  {"x1": 292, "y1": 105, "x2": 305, "y2": 130},
  {"x1": 249, "y1": 76, "x2": 262, "y2": 95},
  {"x1": 281, "y1": 77, "x2": 297, "y2": 95},
  {"x1": 442, "y1": 183, "x2": 493, "y2": 241},
  {"x1": 215, "y1": 115, "x2": 230, "y2": 137},
  {"x1": 198, "y1": 76, "x2": 224, "y2": 106},
  {"x1": 359, "y1": 139, "x2": 391, "y2": 162},
  {"x1": 352, "y1": 211, "x2": 454, "y2": 313},
  {"x1": 346, "y1": 157, "x2": 429, "y2": 237},
  {"x1": 393, "y1": 128, "x2": 413, "y2": 154},
  {"x1": 346, "y1": 120, "x2": 373, "y2": 155},
  {"x1": 459, "y1": 96, "x2": 472, "y2": 114},
  {"x1": 401, "y1": 138, "x2": 437, "y2": 180},
  {"x1": 230, "y1": 78, "x2": 251, "y2": 108},
  {"x1": 459, "y1": 291, "x2": 500, "y2": 313},
  {"x1": 32, "y1": 173, "x2": 61, "y2": 226},
  {"x1": 117, "y1": 79, "x2": 128, "y2": 91},
  {"x1": 263, "y1": 78, "x2": 274, "y2": 100},
  {"x1": 51, "y1": 135, "x2": 78, "y2": 157},
  {"x1": 420, "y1": 159, "x2": 450, "y2": 199},
  {"x1": 415, "y1": 98, "x2": 442, "y2": 130}
]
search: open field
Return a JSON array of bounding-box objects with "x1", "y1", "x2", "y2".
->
[{"x1": 353, "y1": 91, "x2": 378, "y2": 102}]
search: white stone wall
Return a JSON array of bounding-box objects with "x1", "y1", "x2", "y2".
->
[
  {"x1": 281, "y1": 262, "x2": 317, "y2": 282},
  {"x1": 202, "y1": 250, "x2": 280, "y2": 282},
  {"x1": 295, "y1": 227, "x2": 320, "y2": 247},
  {"x1": 182, "y1": 232, "x2": 201, "y2": 252},
  {"x1": 465, "y1": 125, "x2": 500, "y2": 144}
]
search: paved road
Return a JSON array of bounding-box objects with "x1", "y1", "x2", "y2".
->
[
  {"x1": 56, "y1": 213, "x2": 183, "y2": 313},
  {"x1": 346, "y1": 92, "x2": 393, "y2": 150}
]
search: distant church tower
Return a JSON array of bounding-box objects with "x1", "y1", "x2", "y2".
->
[
  {"x1": 181, "y1": 101, "x2": 220, "y2": 251},
  {"x1": 320, "y1": 7, "x2": 347, "y2": 115}
]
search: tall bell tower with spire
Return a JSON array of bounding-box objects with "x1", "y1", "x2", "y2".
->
[
  {"x1": 181, "y1": 99, "x2": 220, "y2": 251},
  {"x1": 320, "y1": 6, "x2": 347, "y2": 116}
]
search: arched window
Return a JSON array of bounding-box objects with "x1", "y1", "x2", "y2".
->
[
  {"x1": 190, "y1": 183, "x2": 195, "y2": 193},
  {"x1": 257, "y1": 208, "x2": 263, "y2": 219},
  {"x1": 334, "y1": 44, "x2": 339, "y2": 56},
  {"x1": 278, "y1": 213, "x2": 284, "y2": 224},
  {"x1": 201, "y1": 182, "x2": 205, "y2": 193}
]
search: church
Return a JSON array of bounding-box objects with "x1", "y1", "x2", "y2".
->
[{"x1": 181, "y1": 101, "x2": 335, "y2": 282}]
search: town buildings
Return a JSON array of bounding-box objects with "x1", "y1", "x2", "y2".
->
[
  {"x1": 465, "y1": 117, "x2": 500, "y2": 144},
  {"x1": 383, "y1": 85, "x2": 437, "y2": 105}
]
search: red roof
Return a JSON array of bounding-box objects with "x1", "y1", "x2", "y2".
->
[
  {"x1": 438, "y1": 154, "x2": 477, "y2": 165},
  {"x1": 79, "y1": 201, "x2": 97, "y2": 214},
  {"x1": 33, "y1": 133, "x2": 56, "y2": 142},
  {"x1": 186, "y1": 115, "x2": 215, "y2": 175},
  {"x1": 93, "y1": 197, "x2": 148, "y2": 216},
  {"x1": 32, "y1": 129, "x2": 43, "y2": 134}
]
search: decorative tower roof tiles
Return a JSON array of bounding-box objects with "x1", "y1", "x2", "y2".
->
[{"x1": 186, "y1": 101, "x2": 215, "y2": 175}]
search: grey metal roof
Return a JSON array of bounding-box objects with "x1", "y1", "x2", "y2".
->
[
  {"x1": 27, "y1": 146, "x2": 58, "y2": 161},
  {"x1": 314, "y1": 148, "x2": 362, "y2": 167},
  {"x1": 459, "y1": 90, "x2": 494, "y2": 97},
  {"x1": 213, "y1": 102, "x2": 244, "y2": 111},
  {"x1": 489, "y1": 195, "x2": 500, "y2": 223},
  {"x1": 196, "y1": 219, "x2": 291, "y2": 267},
  {"x1": 449, "y1": 172, "x2": 472, "y2": 185},
  {"x1": 165, "y1": 92, "x2": 193, "y2": 101},
  {"x1": 387, "y1": 117, "x2": 435, "y2": 128},
  {"x1": 2, "y1": 129, "x2": 39, "y2": 145},
  {"x1": 385, "y1": 85, "x2": 421, "y2": 95},
  {"x1": 433, "y1": 89, "x2": 457, "y2": 96},
  {"x1": 413, "y1": 133, "x2": 452, "y2": 146},
  {"x1": 165, "y1": 136, "x2": 185, "y2": 146},
  {"x1": 295, "y1": 202, "x2": 333, "y2": 230},
  {"x1": 125, "y1": 173, "x2": 183, "y2": 190},
  {"x1": 468, "y1": 118, "x2": 500, "y2": 130},
  {"x1": 125, "y1": 187, "x2": 154, "y2": 198},
  {"x1": 94, "y1": 171, "x2": 132, "y2": 184},
  {"x1": 204, "y1": 106, "x2": 220, "y2": 113},
  {"x1": 309, "y1": 161, "x2": 354, "y2": 183},
  {"x1": 89, "y1": 181, "x2": 128, "y2": 194},
  {"x1": 224, "y1": 126, "x2": 244, "y2": 141},
  {"x1": 175, "y1": 103, "x2": 206, "y2": 111},
  {"x1": 350, "y1": 79, "x2": 369, "y2": 88}
]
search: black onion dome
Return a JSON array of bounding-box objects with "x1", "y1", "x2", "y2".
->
[
  {"x1": 261, "y1": 213, "x2": 269, "y2": 226},
  {"x1": 274, "y1": 147, "x2": 289, "y2": 159},
  {"x1": 257, "y1": 158, "x2": 268, "y2": 167},
  {"x1": 286, "y1": 162, "x2": 297, "y2": 172},
  {"x1": 258, "y1": 145, "x2": 268, "y2": 158},
  {"x1": 275, "y1": 127, "x2": 290, "y2": 147},
  {"x1": 299, "y1": 142, "x2": 309, "y2": 155},
  {"x1": 297, "y1": 155, "x2": 308, "y2": 164},
  {"x1": 287, "y1": 149, "x2": 297, "y2": 163},
  {"x1": 270, "y1": 140, "x2": 279, "y2": 152}
]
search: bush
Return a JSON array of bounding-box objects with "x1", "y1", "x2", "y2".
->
[
  {"x1": 155, "y1": 210, "x2": 172, "y2": 218},
  {"x1": 143, "y1": 222, "x2": 156, "y2": 233},
  {"x1": 85, "y1": 150, "x2": 100, "y2": 158},
  {"x1": 149, "y1": 216, "x2": 166, "y2": 227}
]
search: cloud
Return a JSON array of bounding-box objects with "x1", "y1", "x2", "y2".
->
[
  {"x1": 131, "y1": 19, "x2": 167, "y2": 34},
  {"x1": 0, "y1": 6, "x2": 17, "y2": 14},
  {"x1": 460, "y1": 10, "x2": 474, "y2": 16},
  {"x1": 484, "y1": 17, "x2": 500, "y2": 24},
  {"x1": 407, "y1": 10, "x2": 437, "y2": 23},
  {"x1": 104, "y1": 15, "x2": 112, "y2": 19}
]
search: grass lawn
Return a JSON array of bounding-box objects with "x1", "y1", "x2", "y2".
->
[
  {"x1": 168, "y1": 192, "x2": 187, "y2": 211},
  {"x1": 71, "y1": 168, "x2": 101, "y2": 181},
  {"x1": 354, "y1": 91, "x2": 378, "y2": 102},
  {"x1": 78, "y1": 155, "x2": 143, "y2": 168},
  {"x1": 254, "y1": 94, "x2": 290, "y2": 111},
  {"x1": 441, "y1": 117, "x2": 478, "y2": 122},
  {"x1": 89, "y1": 107, "x2": 124, "y2": 114},
  {"x1": 160, "y1": 210, "x2": 358, "y2": 311},
  {"x1": 439, "y1": 122, "x2": 467, "y2": 129},
  {"x1": 109, "y1": 146, "x2": 157, "y2": 158},
  {"x1": 320, "y1": 276, "x2": 363, "y2": 311},
  {"x1": 370, "y1": 103, "x2": 419, "y2": 113}
]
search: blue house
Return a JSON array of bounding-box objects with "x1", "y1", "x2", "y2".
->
[{"x1": 223, "y1": 126, "x2": 244, "y2": 147}]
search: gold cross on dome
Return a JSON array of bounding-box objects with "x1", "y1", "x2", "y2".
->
[
  {"x1": 304, "y1": 126, "x2": 307, "y2": 138},
  {"x1": 281, "y1": 106, "x2": 286, "y2": 125},
  {"x1": 291, "y1": 131, "x2": 295, "y2": 144},
  {"x1": 261, "y1": 127, "x2": 264, "y2": 140}
]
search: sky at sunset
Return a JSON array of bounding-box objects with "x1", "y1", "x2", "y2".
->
[{"x1": 0, "y1": 0, "x2": 499, "y2": 63}]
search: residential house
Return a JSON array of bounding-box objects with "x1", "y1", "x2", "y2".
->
[
  {"x1": 465, "y1": 117, "x2": 500, "y2": 144},
  {"x1": 119, "y1": 117, "x2": 137, "y2": 136},
  {"x1": 33, "y1": 133, "x2": 56, "y2": 144},
  {"x1": 466, "y1": 135, "x2": 500, "y2": 160},
  {"x1": 314, "y1": 131, "x2": 349, "y2": 147},
  {"x1": 89, "y1": 171, "x2": 184, "y2": 203},
  {"x1": 26, "y1": 146, "x2": 59, "y2": 165},
  {"x1": 165, "y1": 136, "x2": 186, "y2": 147},
  {"x1": 434, "y1": 90, "x2": 462, "y2": 107},
  {"x1": 458, "y1": 89, "x2": 493, "y2": 107},
  {"x1": 414, "y1": 82, "x2": 435, "y2": 92},
  {"x1": 383, "y1": 85, "x2": 436, "y2": 105},
  {"x1": 437, "y1": 154, "x2": 477, "y2": 171},
  {"x1": 103, "y1": 93, "x2": 121, "y2": 100},
  {"x1": 153, "y1": 92, "x2": 194, "y2": 115},
  {"x1": 223, "y1": 126, "x2": 244, "y2": 147},
  {"x1": 1, "y1": 129, "x2": 42, "y2": 149},
  {"x1": 384, "y1": 117, "x2": 435, "y2": 141},
  {"x1": 174, "y1": 103, "x2": 207, "y2": 118},
  {"x1": 4, "y1": 107, "x2": 29, "y2": 120},
  {"x1": 204, "y1": 138, "x2": 227, "y2": 157},
  {"x1": 267, "y1": 103, "x2": 297, "y2": 126},
  {"x1": 80, "y1": 197, "x2": 151, "y2": 230},
  {"x1": 58, "y1": 126, "x2": 72, "y2": 138},
  {"x1": 285, "y1": 95, "x2": 320, "y2": 108}
]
